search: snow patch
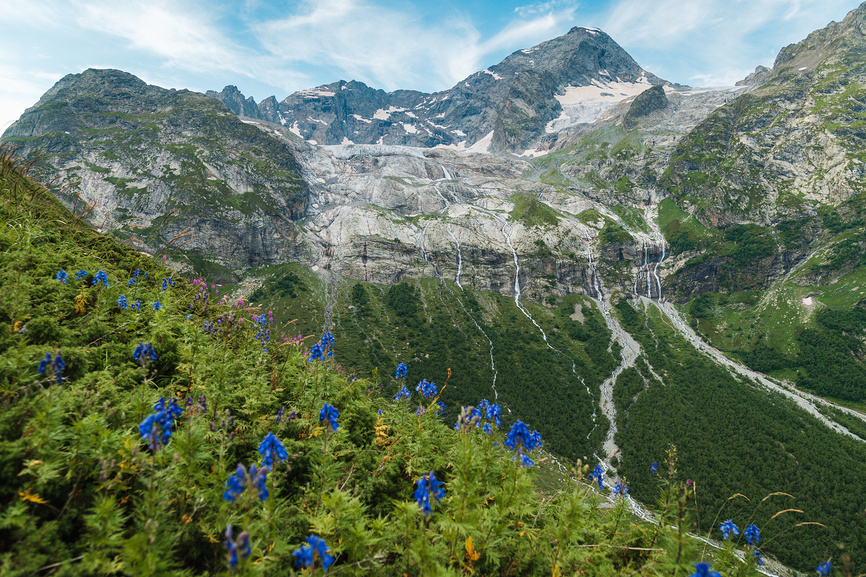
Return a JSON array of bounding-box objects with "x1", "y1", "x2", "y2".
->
[
  {"x1": 340, "y1": 137, "x2": 354, "y2": 145},
  {"x1": 481, "y1": 69, "x2": 502, "y2": 80},
  {"x1": 288, "y1": 122, "x2": 302, "y2": 138},
  {"x1": 545, "y1": 78, "x2": 653, "y2": 132},
  {"x1": 373, "y1": 106, "x2": 406, "y2": 120},
  {"x1": 799, "y1": 66, "x2": 808, "y2": 71},
  {"x1": 404, "y1": 110, "x2": 416, "y2": 118},
  {"x1": 351, "y1": 114, "x2": 371, "y2": 124},
  {"x1": 402, "y1": 123, "x2": 419, "y2": 134},
  {"x1": 464, "y1": 130, "x2": 494, "y2": 154}
]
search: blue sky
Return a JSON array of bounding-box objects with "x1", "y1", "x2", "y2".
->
[{"x1": 1, "y1": 0, "x2": 862, "y2": 130}]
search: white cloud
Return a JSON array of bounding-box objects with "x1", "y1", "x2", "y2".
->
[
  {"x1": 254, "y1": 0, "x2": 581, "y2": 92},
  {"x1": 77, "y1": 1, "x2": 250, "y2": 75},
  {"x1": 601, "y1": 0, "x2": 859, "y2": 86}
]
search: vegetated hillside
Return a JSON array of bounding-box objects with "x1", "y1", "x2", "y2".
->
[
  {"x1": 1, "y1": 68, "x2": 311, "y2": 276},
  {"x1": 0, "y1": 147, "x2": 837, "y2": 576},
  {"x1": 237, "y1": 264, "x2": 616, "y2": 462},
  {"x1": 612, "y1": 298, "x2": 866, "y2": 572}
]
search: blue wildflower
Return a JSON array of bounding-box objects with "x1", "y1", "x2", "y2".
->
[
  {"x1": 589, "y1": 464, "x2": 605, "y2": 490},
  {"x1": 614, "y1": 482, "x2": 629, "y2": 497},
  {"x1": 38, "y1": 352, "x2": 51, "y2": 374},
  {"x1": 413, "y1": 471, "x2": 445, "y2": 516},
  {"x1": 293, "y1": 535, "x2": 335, "y2": 572},
  {"x1": 138, "y1": 397, "x2": 183, "y2": 451},
  {"x1": 753, "y1": 548, "x2": 763, "y2": 566},
  {"x1": 454, "y1": 405, "x2": 483, "y2": 432},
  {"x1": 436, "y1": 401, "x2": 446, "y2": 416},
  {"x1": 38, "y1": 352, "x2": 64, "y2": 384},
  {"x1": 320, "y1": 332, "x2": 334, "y2": 356},
  {"x1": 319, "y1": 403, "x2": 339, "y2": 432},
  {"x1": 258, "y1": 432, "x2": 288, "y2": 467},
  {"x1": 52, "y1": 352, "x2": 65, "y2": 383},
  {"x1": 55, "y1": 270, "x2": 68, "y2": 284},
  {"x1": 133, "y1": 342, "x2": 157, "y2": 365},
  {"x1": 720, "y1": 519, "x2": 739, "y2": 540},
  {"x1": 816, "y1": 561, "x2": 832, "y2": 576},
  {"x1": 118, "y1": 295, "x2": 128, "y2": 309},
  {"x1": 223, "y1": 464, "x2": 248, "y2": 503},
  {"x1": 483, "y1": 422, "x2": 492, "y2": 435},
  {"x1": 92, "y1": 270, "x2": 109, "y2": 287},
  {"x1": 395, "y1": 362, "x2": 408, "y2": 379},
  {"x1": 162, "y1": 278, "x2": 168, "y2": 291},
  {"x1": 308, "y1": 343, "x2": 324, "y2": 362},
  {"x1": 153, "y1": 301, "x2": 161, "y2": 311},
  {"x1": 75, "y1": 270, "x2": 88, "y2": 281},
  {"x1": 516, "y1": 453, "x2": 534, "y2": 468},
  {"x1": 504, "y1": 420, "x2": 542, "y2": 452},
  {"x1": 224, "y1": 525, "x2": 251, "y2": 570},
  {"x1": 744, "y1": 524, "x2": 760, "y2": 546},
  {"x1": 394, "y1": 384, "x2": 411, "y2": 401},
  {"x1": 485, "y1": 401, "x2": 502, "y2": 426},
  {"x1": 249, "y1": 464, "x2": 269, "y2": 502},
  {"x1": 131, "y1": 299, "x2": 141, "y2": 311},
  {"x1": 415, "y1": 405, "x2": 426, "y2": 416},
  {"x1": 650, "y1": 461, "x2": 658, "y2": 475},
  {"x1": 276, "y1": 406, "x2": 285, "y2": 423},
  {"x1": 690, "y1": 562, "x2": 721, "y2": 577},
  {"x1": 415, "y1": 378, "x2": 437, "y2": 398}
]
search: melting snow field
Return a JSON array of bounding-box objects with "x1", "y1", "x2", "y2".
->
[{"x1": 545, "y1": 77, "x2": 653, "y2": 132}]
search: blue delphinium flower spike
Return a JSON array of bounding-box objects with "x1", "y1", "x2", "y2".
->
[
  {"x1": 249, "y1": 464, "x2": 269, "y2": 501},
  {"x1": 153, "y1": 301, "x2": 161, "y2": 311},
  {"x1": 416, "y1": 378, "x2": 437, "y2": 398},
  {"x1": 133, "y1": 342, "x2": 157, "y2": 365},
  {"x1": 308, "y1": 343, "x2": 324, "y2": 362},
  {"x1": 138, "y1": 397, "x2": 183, "y2": 451},
  {"x1": 650, "y1": 461, "x2": 658, "y2": 474},
  {"x1": 720, "y1": 519, "x2": 739, "y2": 540},
  {"x1": 395, "y1": 362, "x2": 408, "y2": 379},
  {"x1": 690, "y1": 562, "x2": 721, "y2": 577},
  {"x1": 319, "y1": 403, "x2": 339, "y2": 432},
  {"x1": 816, "y1": 561, "x2": 832, "y2": 576},
  {"x1": 53, "y1": 352, "x2": 65, "y2": 383},
  {"x1": 613, "y1": 482, "x2": 628, "y2": 497},
  {"x1": 589, "y1": 464, "x2": 605, "y2": 490},
  {"x1": 293, "y1": 535, "x2": 334, "y2": 572},
  {"x1": 744, "y1": 524, "x2": 760, "y2": 547},
  {"x1": 753, "y1": 548, "x2": 763, "y2": 566},
  {"x1": 55, "y1": 270, "x2": 68, "y2": 284},
  {"x1": 394, "y1": 384, "x2": 410, "y2": 401},
  {"x1": 38, "y1": 352, "x2": 51, "y2": 374},
  {"x1": 413, "y1": 471, "x2": 445, "y2": 516},
  {"x1": 118, "y1": 295, "x2": 128, "y2": 309},
  {"x1": 223, "y1": 464, "x2": 248, "y2": 503},
  {"x1": 258, "y1": 432, "x2": 288, "y2": 467},
  {"x1": 92, "y1": 270, "x2": 109, "y2": 287},
  {"x1": 76, "y1": 270, "x2": 88, "y2": 281}
]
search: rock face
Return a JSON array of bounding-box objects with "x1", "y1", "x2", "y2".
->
[
  {"x1": 3, "y1": 69, "x2": 313, "y2": 277},
  {"x1": 662, "y1": 2, "x2": 866, "y2": 226},
  {"x1": 4, "y1": 9, "x2": 866, "y2": 303},
  {"x1": 623, "y1": 85, "x2": 668, "y2": 129},
  {"x1": 209, "y1": 27, "x2": 667, "y2": 154}
]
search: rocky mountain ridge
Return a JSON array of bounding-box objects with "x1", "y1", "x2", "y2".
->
[{"x1": 209, "y1": 26, "x2": 666, "y2": 154}]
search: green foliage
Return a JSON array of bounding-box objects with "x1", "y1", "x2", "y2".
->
[
  {"x1": 798, "y1": 304, "x2": 866, "y2": 402},
  {"x1": 0, "y1": 152, "x2": 844, "y2": 576},
  {"x1": 509, "y1": 194, "x2": 560, "y2": 227},
  {"x1": 614, "y1": 298, "x2": 866, "y2": 573}
]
